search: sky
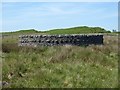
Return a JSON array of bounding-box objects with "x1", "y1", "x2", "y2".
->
[
  {"x1": 2, "y1": 2, "x2": 118, "y2": 32},
  {"x1": 1, "y1": 0, "x2": 120, "y2": 2}
]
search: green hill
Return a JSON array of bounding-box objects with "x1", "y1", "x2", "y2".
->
[
  {"x1": 2, "y1": 29, "x2": 39, "y2": 35},
  {"x1": 44, "y1": 26, "x2": 111, "y2": 34},
  {"x1": 2, "y1": 26, "x2": 111, "y2": 35},
  {"x1": 15, "y1": 29, "x2": 38, "y2": 33}
]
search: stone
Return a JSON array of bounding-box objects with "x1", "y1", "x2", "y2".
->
[{"x1": 18, "y1": 34, "x2": 103, "y2": 46}]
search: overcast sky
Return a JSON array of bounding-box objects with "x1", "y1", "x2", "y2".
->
[{"x1": 2, "y1": 2, "x2": 118, "y2": 32}]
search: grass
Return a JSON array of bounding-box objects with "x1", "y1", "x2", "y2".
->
[
  {"x1": 1, "y1": 26, "x2": 119, "y2": 88},
  {"x1": 2, "y1": 26, "x2": 111, "y2": 35},
  {"x1": 44, "y1": 26, "x2": 110, "y2": 34},
  {"x1": 1, "y1": 33, "x2": 118, "y2": 88}
]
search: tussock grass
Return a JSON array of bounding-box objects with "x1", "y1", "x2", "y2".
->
[{"x1": 2, "y1": 35, "x2": 118, "y2": 88}]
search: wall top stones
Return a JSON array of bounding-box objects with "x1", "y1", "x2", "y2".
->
[{"x1": 19, "y1": 34, "x2": 103, "y2": 37}]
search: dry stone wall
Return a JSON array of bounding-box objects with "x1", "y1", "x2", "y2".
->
[{"x1": 18, "y1": 34, "x2": 103, "y2": 46}]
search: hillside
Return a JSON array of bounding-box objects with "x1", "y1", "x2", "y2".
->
[
  {"x1": 2, "y1": 26, "x2": 111, "y2": 35},
  {"x1": 2, "y1": 29, "x2": 39, "y2": 35},
  {"x1": 15, "y1": 29, "x2": 38, "y2": 33},
  {"x1": 44, "y1": 26, "x2": 111, "y2": 34}
]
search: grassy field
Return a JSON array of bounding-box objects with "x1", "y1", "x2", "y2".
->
[
  {"x1": 44, "y1": 26, "x2": 111, "y2": 34},
  {"x1": 2, "y1": 26, "x2": 112, "y2": 35},
  {"x1": 1, "y1": 27, "x2": 119, "y2": 88}
]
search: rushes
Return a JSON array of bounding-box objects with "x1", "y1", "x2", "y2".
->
[{"x1": 2, "y1": 35, "x2": 118, "y2": 88}]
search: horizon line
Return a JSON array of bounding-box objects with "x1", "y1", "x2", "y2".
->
[{"x1": 1, "y1": 25, "x2": 116, "y2": 33}]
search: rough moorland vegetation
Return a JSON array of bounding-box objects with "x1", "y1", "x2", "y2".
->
[{"x1": 1, "y1": 26, "x2": 118, "y2": 88}]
